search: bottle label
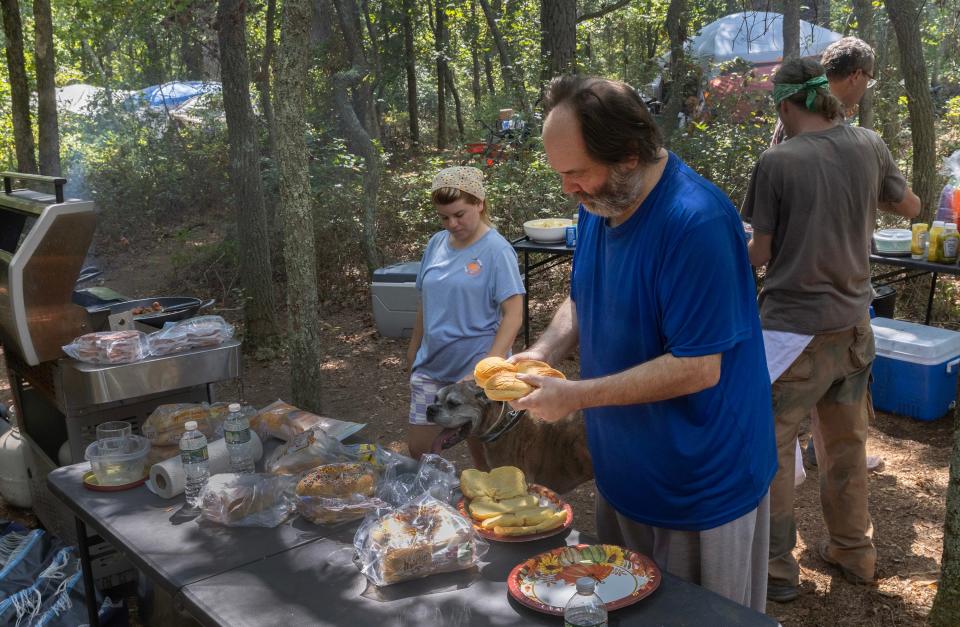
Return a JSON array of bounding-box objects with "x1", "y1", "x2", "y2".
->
[
  {"x1": 181, "y1": 446, "x2": 209, "y2": 464},
  {"x1": 944, "y1": 237, "x2": 958, "y2": 260},
  {"x1": 225, "y1": 427, "x2": 251, "y2": 445}
]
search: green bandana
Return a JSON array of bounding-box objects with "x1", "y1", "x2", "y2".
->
[{"x1": 772, "y1": 75, "x2": 829, "y2": 110}]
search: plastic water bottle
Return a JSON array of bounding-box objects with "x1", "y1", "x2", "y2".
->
[
  {"x1": 180, "y1": 421, "x2": 209, "y2": 508},
  {"x1": 563, "y1": 577, "x2": 608, "y2": 626},
  {"x1": 223, "y1": 402, "x2": 255, "y2": 474}
]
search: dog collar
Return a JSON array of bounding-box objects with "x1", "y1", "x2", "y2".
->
[{"x1": 478, "y1": 408, "x2": 525, "y2": 443}]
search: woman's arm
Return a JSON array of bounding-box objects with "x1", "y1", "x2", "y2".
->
[
  {"x1": 406, "y1": 302, "x2": 424, "y2": 371},
  {"x1": 486, "y1": 294, "x2": 523, "y2": 358}
]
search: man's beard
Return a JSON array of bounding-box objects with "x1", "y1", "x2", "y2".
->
[{"x1": 577, "y1": 163, "x2": 646, "y2": 218}]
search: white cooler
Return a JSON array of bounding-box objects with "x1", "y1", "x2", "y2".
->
[{"x1": 371, "y1": 261, "x2": 421, "y2": 338}]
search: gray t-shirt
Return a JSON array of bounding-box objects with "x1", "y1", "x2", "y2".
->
[
  {"x1": 741, "y1": 124, "x2": 907, "y2": 334},
  {"x1": 413, "y1": 228, "x2": 525, "y2": 382}
]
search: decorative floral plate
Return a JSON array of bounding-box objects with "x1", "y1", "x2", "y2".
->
[
  {"x1": 508, "y1": 544, "x2": 660, "y2": 615},
  {"x1": 457, "y1": 483, "x2": 573, "y2": 542}
]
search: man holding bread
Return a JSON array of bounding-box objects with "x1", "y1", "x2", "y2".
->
[{"x1": 509, "y1": 75, "x2": 776, "y2": 613}]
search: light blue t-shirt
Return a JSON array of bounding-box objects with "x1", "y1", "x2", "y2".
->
[{"x1": 413, "y1": 228, "x2": 525, "y2": 383}]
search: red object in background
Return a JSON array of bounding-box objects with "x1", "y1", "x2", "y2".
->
[{"x1": 704, "y1": 61, "x2": 780, "y2": 120}]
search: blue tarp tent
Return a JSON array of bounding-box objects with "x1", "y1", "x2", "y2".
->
[
  {"x1": 129, "y1": 81, "x2": 221, "y2": 109},
  {"x1": 689, "y1": 12, "x2": 843, "y2": 64}
]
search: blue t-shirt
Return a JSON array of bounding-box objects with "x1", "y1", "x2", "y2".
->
[
  {"x1": 413, "y1": 228, "x2": 525, "y2": 383},
  {"x1": 571, "y1": 152, "x2": 776, "y2": 531}
]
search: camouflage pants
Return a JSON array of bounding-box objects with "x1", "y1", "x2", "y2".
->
[{"x1": 768, "y1": 317, "x2": 877, "y2": 587}]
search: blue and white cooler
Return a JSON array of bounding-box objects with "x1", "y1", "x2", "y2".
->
[{"x1": 870, "y1": 317, "x2": 960, "y2": 421}]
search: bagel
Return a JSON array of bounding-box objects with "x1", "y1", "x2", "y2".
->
[
  {"x1": 482, "y1": 372, "x2": 534, "y2": 401},
  {"x1": 473, "y1": 356, "x2": 517, "y2": 387},
  {"x1": 296, "y1": 462, "x2": 376, "y2": 498}
]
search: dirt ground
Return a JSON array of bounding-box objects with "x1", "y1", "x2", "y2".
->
[{"x1": 0, "y1": 219, "x2": 952, "y2": 626}]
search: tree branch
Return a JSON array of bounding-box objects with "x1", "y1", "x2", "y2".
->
[{"x1": 576, "y1": 0, "x2": 632, "y2": 24}]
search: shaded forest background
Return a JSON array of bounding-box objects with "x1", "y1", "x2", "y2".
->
[{"x1": 4, "y1": 1, "x2": 960, "y2": 623}]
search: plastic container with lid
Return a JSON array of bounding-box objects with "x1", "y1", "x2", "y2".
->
[
  {"x1": 872, "y1": 228, "x2": 912, "y2": 255},
  {"x1": 871, "y1": 317, "x2": 960, "y2": 420},
  {"x1": 85, "y1": 434, "x2": 151, "y2": 485}
]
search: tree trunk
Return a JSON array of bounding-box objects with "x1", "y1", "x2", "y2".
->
[
  {"x1": 0, "y1": 0, "x2": 36, "y2": 174},
  {"x1": 477, "y1": 0, "x2": 527, "y2": 111},
  {"x1": 483, "y1": 51, "x2": 496, "y2": 96},
  {"x1": 217, "y1": 0, "x2": 279, "y2": 350},
  {"x1": 275, "y1": 0, "x2": 324, "y2": 412},
  {"x1": 874, "y1": 20, "x2": 900, "y2": 152},
  {"x1": 446, "y1": 67, "x2": 465, "y2": 140},
  {"x1": 255, "y1": 0, "x2": 278, "y2": 161},
  {"x1": 851, "y1": 0, "x2": 874, "y2": 130},
  {"x1": 469, "y1": 0, "x2": 482, "y2": 108},
  {"x1": 540, "y1": 0, "x2": 577, "y2": 82},
  {"x1": 933, "y1": 411, "x2": 960, "y2": 626},
  {"x1": 402, "y1": 0, "x2": 420, "y2": 144},
  {"x1": 663, "y1": 0, "x2": 688, "y2": 140},
  {"x1": 331, "y1": 0, "x2": 382, "y2": 273},
  {"x1": 884, "y1": 0, "x2": 937, "y2": 224},
  {"x1": 435, "y1": 0, "x2": 448, "y2": 149},
  {"x1": 782, "y1": 0, "x2": 800, "y2": 60},
  {"x1": 33, "y1": 0, "x2": 60, "y2": 176},
  {"x1": 144, "y1": 31, "x2": 165, "y2": 85}
]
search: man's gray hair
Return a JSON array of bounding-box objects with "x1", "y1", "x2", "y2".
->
[{"x1": 820, "y1": 37, "x2": 875, "y2": 79}]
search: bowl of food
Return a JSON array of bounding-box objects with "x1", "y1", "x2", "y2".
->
[
  {"x1": 524, "y1": 218, "x2": 574, "y2": 243},
  {"x1": 84, "y1": 435, "x2": 151, "y2": 486}
]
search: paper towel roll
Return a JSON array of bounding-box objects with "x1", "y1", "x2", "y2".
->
[{"x1": 148, "y1": 432, "x2": 264, "y2": 499}]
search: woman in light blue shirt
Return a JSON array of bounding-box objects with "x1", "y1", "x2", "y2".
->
[{"x1": 405, "y1": 167, "x2": 525, "y2": 460}]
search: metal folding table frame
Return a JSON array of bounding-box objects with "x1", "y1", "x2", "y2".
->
[
  {"x1": 512, "y1": 236, "x2": 574, "y2": 347},
  {"x1": 870, "y1": 254, "x2": 960, "y2": 324}
]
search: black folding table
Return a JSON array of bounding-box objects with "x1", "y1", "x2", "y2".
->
[{"x1": 512, "y1": 237, "x2": 575, "y2": 347}]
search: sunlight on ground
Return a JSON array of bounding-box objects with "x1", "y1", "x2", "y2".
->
[{"x1": 320, "y1": 359, "x2": 347, "y2": 372}]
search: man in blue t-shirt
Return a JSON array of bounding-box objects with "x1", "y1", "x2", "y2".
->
[{"x1": 510, "y1": 75, "x2": 776, "y2": 613}]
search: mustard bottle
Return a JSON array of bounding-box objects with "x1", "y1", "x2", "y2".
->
[
  {"x1": 940, "y1": 223, "x2": 959, "y2": 264},
  {"x1": 928, "y1": 220, "x2": 945, "y2": 262},
  {"x1": 911, "y1": 223, "x2": 928, "y2": 259}
]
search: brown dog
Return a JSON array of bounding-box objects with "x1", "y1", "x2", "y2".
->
[{"x1": 426, "y1": 380, "x2": 593, "y2": 495}]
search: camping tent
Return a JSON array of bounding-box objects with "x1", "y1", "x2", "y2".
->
[
  {"x1": 127, "y1": 81, "x2": 222, "y2": 109},
  {"x1": 55, "y1": 84, "x2": 132, "y2": 114},
  {"x1": 689, "y1": 12, "x2": 843, "y2": 65}
]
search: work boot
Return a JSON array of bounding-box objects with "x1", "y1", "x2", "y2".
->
[
  {"x1": 818, "y1": 542, "x2": 876, "y2": 585},
  {"x1": 766, "y1": 582, "x2": 799, "y2": 603}
]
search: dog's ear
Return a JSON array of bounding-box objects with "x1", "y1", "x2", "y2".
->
[{"x1": 464, "y1": 379, "x2": 486, "y2": 399}]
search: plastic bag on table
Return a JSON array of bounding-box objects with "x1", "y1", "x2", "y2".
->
[
  {"x1": 295, "y1": 462, "x2": 390, "y2": 525},
  {"x1": 62, "y1": 330, "x2": 149, "y2": 364},
  {"x1": 148, "y1": 315, "x2": 235, "y2": 356},
  {"x1": 251, "y1": 399, "x2": 365, "y2": 442},
  {"x1": 142, "y1": 402, "x2": 233, "y2": 446},
  {"x1": 354, "y1": 493, "x2": 487, "y2": 587},
  {"x1": 377, "y1": 454, "x2": 459, "y2": 508},
  {"x1": 199, "y1": 473, "x2": 298, "y2": 527},
  {"x1": 265, "y1": 428, "x2": 352, "y2": 475}
]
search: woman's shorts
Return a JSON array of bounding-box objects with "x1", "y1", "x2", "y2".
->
[{"x1": 409, "y1": 372, "x2": 446, "y2": 426}]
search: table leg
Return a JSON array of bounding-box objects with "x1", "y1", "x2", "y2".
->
[
  {"x1": 75, "y1": 517, "x2": 100, "y2": 627},
  {"x1": 522, "y1": 250, "x2": 530, "y2": 347},
  {"x1": 926, "y1": 273, "x2": 939, "y2": 325}
]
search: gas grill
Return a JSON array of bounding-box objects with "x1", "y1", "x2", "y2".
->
[{"x1": 0, "y1": 172, "x2": 241, "y2": 587}]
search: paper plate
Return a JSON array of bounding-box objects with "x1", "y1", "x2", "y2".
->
[
  {"x1": 457, "y1": 484, "x2": 573, "y2": 542},
  {"x1": 508, "y1": 544, "x2": 660, "y2": 616},
  {"x1": 82, "y1": 470, "x2": 148, "y2": 492}
]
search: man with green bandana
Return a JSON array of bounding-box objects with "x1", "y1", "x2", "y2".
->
[{"x1": 741, "y1": 58, "x2": 920, "y2": 603}]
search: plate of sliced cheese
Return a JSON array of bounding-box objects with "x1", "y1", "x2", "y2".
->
[{"x1": 457, "y1": 466, "x2": 573, "y2": 542}]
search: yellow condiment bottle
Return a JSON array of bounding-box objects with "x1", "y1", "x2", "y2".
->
[
  {"x1": 940, "y1": 223, "x2": 959, "y2": 264},
  {"x1": 928, "y1": 220, "x2": 945, "y2": 262},
  {"x1": 911, "y1": 223, "x2": 929, "y2": 259}
]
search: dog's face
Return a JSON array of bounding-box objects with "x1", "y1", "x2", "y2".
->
[{"x1": 426, "y1": 380, "x2": 494, "y2": 453}]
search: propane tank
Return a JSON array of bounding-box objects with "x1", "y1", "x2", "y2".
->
[{"x1": 0, "y1": 426, "x2": 32, "y2": 508}]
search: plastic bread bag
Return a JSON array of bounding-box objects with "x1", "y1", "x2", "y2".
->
[
  {"x1": 142, "y1": 402, "x2": 233, "y2": 446},
  {"x1": 377, "y1": 454, "x2": 459, "y2": 508},
  {"x1": 148, "y1": 315, "x2": 235, "y2": 356},
  {"x1": 295, "y1": 462, "x2": 391, "y2": 525},
  {"x1": 199, "y1": 473, "x2": 298, "y2": 527},
  {"x1": 251, "y1": 399, "x2": 365, "y2": 442},
  {"x1": 353, "y1": 493, "x2": 487, "y2": 587},
  {"x1": 265, "y1": 428, "x2": 352, "y2": 475},
  {"x1": 62, "y1": 330, "x2": 150, "y2": 364},
  {"x1": 343, "y1": 443, "x2": 419, "y2": 475}
]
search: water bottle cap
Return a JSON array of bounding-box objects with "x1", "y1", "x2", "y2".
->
[
  {"x1": 575, "y1": 577, "x2": 596, "y2": 594},
  {"x1": 228, "y1": 403, "x2": 241, "y2": 413},
  {"x1": 184, "y1": 421, "x2": 198, "y2": 431}
]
